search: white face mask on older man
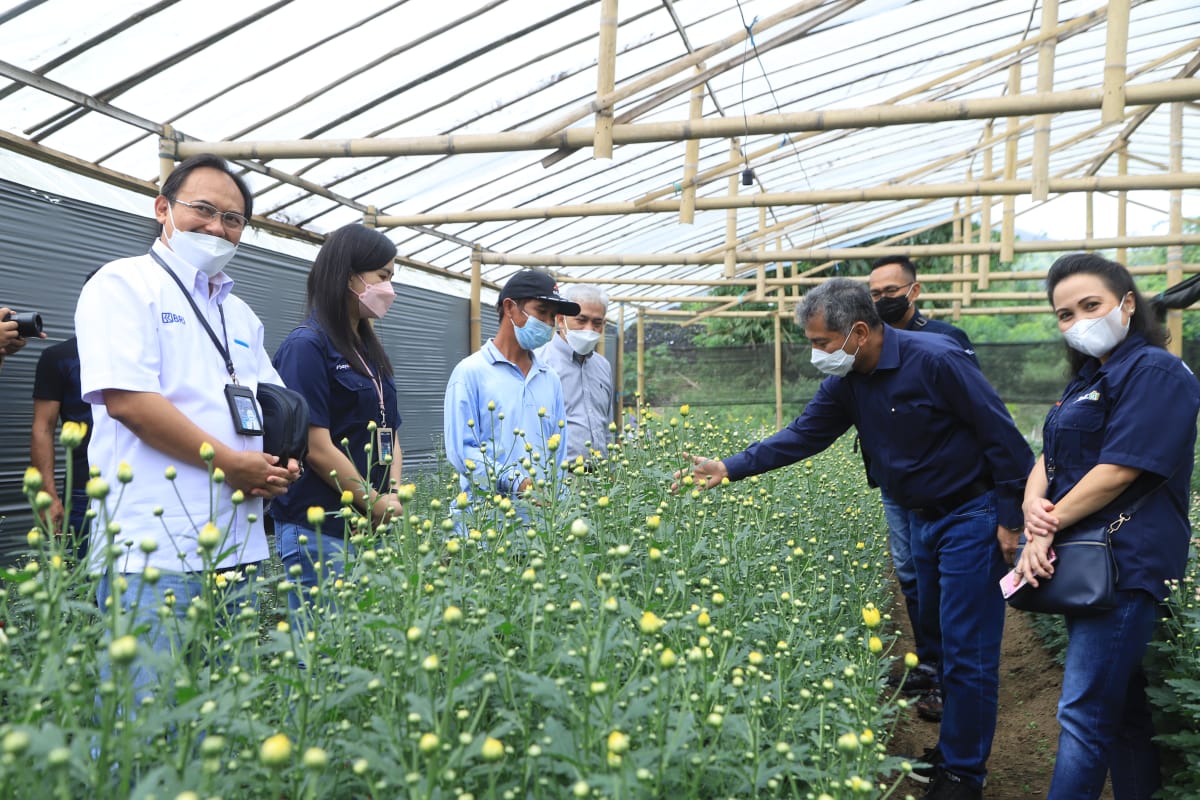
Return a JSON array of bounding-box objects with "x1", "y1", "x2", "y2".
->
[{"x1": 811, "y1": 333, "x2": 860, "y2": 377}]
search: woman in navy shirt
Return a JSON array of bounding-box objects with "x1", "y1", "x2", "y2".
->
[
  {"x1": 1017, "y1": 253, "x2": 1199, "y2": 799},
  {"x1": 269, "y1": 224, "x2": 403, "y2": 623}
]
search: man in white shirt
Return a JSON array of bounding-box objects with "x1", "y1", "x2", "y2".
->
[
  {"x1": 75, "y1": 154, "x2": 299, "y2": 700},
  {"x1": 537, "y1": 284, "x2": 614, "y2": 464}
]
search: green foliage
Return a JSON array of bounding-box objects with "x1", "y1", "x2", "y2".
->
[{"x1": 0, "y1": 413, "x2": 919, "y2": 799}]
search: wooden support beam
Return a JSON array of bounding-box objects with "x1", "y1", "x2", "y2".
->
[
  {"x1": 1117, "y1": 145, "x2": 1129, "y2": 265},
  {"x1": 158, "y1": 124, "x2": 175, "y2": 187},
  {"x1": 1102, "y1": 0, "x2": 1130, "y2": 124},
  {"x1": 479, "y1": 233, "x2": 1200, "y2": 267},
  {"x1": 469, "y1": 248, "x2": 482, "y2": 354},
  {"x1": 979, "y1": 121, "x2": 993, "y2": 289},
  {"x1": 725, "y1": 138, "x2": 739, "y2": 278},
  {"x1": 1001, "y1": 62, "x2": 1021, "y2": 263},
  {"x1": 178, "y1": 80, "x2": 1200, "y2": 160},
  {"x1": 679, "y1": 71, "x2": 704, "y2": 224},
  {"x1": 774, "y1": 310, "x2": 784, "y2": 430},
  {"x1": 1168, "y1": 102, "x2": 1184, "y2": 356},
  {"x1": 615, "y1": 304, "x2": 625, "y2": 422},
  {"x1": 636, "y1": 308, "x2": 645, "y2": 412},
  {"x1": 1032, "y1": 0, "x2": 1058, "y2": 202},
  {"x1": 593, "y1": 0, "x2": 618, "y2": 159},
  {"x1": 375, "y1": 172, "x2": 1200, "y2": 227}
]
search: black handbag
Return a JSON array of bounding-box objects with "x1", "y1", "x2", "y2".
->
[
  {"x1": 256, "y1": 383, "x2": 310, "y2": 464},
  {"x1": 1008, "y1": 479, "x2": 1166, "y2": 616},
  {"x1": 1008, "y1": 522, "x2": 1119, "y2": 615}
]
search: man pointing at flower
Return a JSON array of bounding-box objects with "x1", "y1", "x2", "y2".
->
[{"x1": 680, "y1": 279, "x2": 1032, "y2": 800}]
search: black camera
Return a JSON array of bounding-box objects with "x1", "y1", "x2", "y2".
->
[{"x1": 3, "y1": 311, "x2": 43, "y2": 338}]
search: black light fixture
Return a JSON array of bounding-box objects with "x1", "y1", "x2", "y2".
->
[{"x1": 741, "y1": 167, "x2": 755, "y2": 186}]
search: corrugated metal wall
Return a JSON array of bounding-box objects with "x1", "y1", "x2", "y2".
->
[{"x1": 0, "y1": 178, "x2": 619, "y2": 565}]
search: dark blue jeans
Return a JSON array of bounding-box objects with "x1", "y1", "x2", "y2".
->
[
  {"x1": 274, "y1": 520, "x2": 353, "y2": 630},
  {"x1": 910, "y1": 490, "x2": 1006, "y2": 788},
  {"x1": 882, "y1": 490, "x2": 940, "y2": 667},
  {"x1": 1049, "y1": 590, "x2": 1162, "y2": 800}
]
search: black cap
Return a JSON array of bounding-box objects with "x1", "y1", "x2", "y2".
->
[{"x1": 498, "y1": 270, "x2": 581, "y2": 315}]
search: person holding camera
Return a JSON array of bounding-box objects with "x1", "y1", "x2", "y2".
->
[
  {"x1": 0, "y1": 306, "x2": 46, "y2": 368},
  {"x1": 268, "y1": 223, "x2": 404, "y2": 627},
  {"x1": 74, "y1": 154, "x2": 301, "y2": 702}
]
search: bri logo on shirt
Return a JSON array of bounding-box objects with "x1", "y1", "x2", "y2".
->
[
  {"x1": 1074, "y1": 389, "x2": 1101, "y2": 404},
  {"x1": 161, "y1": 312, "x2": 186, "y2": 325}
]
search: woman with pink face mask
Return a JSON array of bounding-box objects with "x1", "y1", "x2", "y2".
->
[{"x1": 269, "y1": 223, "x2": 404, "y2": 627}]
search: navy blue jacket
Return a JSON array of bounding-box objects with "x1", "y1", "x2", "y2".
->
[{"x1": 724, "y1": 326, "x2": 1033, "y2": 528}]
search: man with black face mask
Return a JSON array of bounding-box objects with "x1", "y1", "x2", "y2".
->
[{"x1": 866, "y1": 255, "x2": 983, "y2": 728}]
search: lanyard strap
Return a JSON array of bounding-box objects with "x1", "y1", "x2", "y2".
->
[
  {"x1": 150, "y1": 250, "x2": 239, "y2": 384},
  {"x1": 353, "y1": 350, "x2": 387, "y2": 428}
]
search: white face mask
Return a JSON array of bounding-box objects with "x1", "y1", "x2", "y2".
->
[
  {"x1": 811, "y1": 330, "x2": 861, "y2": 377},
  {"x1": 165, "y1": 205, "x2": 238, "y2": 277},
  {"x1": 565, "y1": 328, "x2": 601, "y2": 356},
  {"x1": 1063, "y1": 298, "x2": 1131, "y2": 359}
]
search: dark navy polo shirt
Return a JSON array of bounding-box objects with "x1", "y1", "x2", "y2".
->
[
  {"x1": 32, "y1": 337, "x2": 93, "y2": 483},
  {"x1": 1042, "y1": 333, "x2": 1200, "y2": 600},
  {"x1": 906, "y1": 309, "x2": 977, "y2": 364},
  {"x1": 268, "y1": 319, "x2": 401, "y2": 529},
  {"x1": 723, "y1": 325, "x2": 1033, "y2": 528}
]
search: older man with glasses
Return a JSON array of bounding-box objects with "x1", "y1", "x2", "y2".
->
[
  {"x1": 74, "y1": 154, "x2": 301, "y2": 705},
  {"x1": 680, "y1": 278, "x2": 1032, "y2": 800},
  {"x1": 537, "y1": 284, "x2": 615, "y2": 465}
]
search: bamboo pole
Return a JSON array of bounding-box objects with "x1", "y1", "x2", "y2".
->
[
  {"x1": 979, "y1": 121, "x2": 993, "y2": 289},
  {"x1": 375, "y1": 172, "x2": 1200, "y2": 227},
  {"x1": 594, "y1": 0, "x2": 618, "y2": 159},
  {"x1": 1102, "y1": 0, "x2": 1130, "y2": 125},
  {"x1": 1085, "y1": 193, "x2": 1094, "y2": 241},
  {"x1": 615, "y1": 304, "x2": 625, "y2": 424},
  {"x1": 469, "y1": 248, "x2": 482, "y2": 354},
  {"x1": 178, "y1": 80, "x2": 1200, "y2": 160},
  {"x1": 631, "y1": 4, "x2": 1110, "y2": 207},
  {"x1": 1001, "y1": 63, "x2": 1021, "y2": 263},
  {"x1": 1032, "y1": 0, "x2": 1058, "y2": 202},
  {"x1": 1117, "y1": 145, "x2": 1129, "y2": 265},
  {"x1": 1167, "y1": 102, "x2": 1184, "y2": 356},
  {"x1": 953, "y1": 201, "x2": 964, "y2": 320},
  {"x1": 774, "y1": 310, "x2": 783, "y2": 430},
  {"x1": 158, "y1": 124, "x2": 175, "y2": 187},
  {"x1": 636, "y1": 308, "x2": 645, "y2": 412},
  {"x1": 479, "y1": 233, "x2": 1200, "y2": 267},
  {"x1": 680, "y1": 72, "x2": 704, "y2": 224},
  {"x1": 528, "y1": 0, "x2": 824, "y2": 144},
  {"x1": 725, "y1": 138, "x2": 739, "y2": 278}
]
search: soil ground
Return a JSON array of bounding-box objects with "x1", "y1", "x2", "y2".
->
[{"x1": 884, "y1": 596, "x2": 1114, "y2": 799}]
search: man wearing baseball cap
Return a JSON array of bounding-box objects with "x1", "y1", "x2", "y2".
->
[{"x1": 444, "y1": 270, "x2": 580, "y2": 528}]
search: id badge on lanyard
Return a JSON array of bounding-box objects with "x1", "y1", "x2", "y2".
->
[{"x1": 377, "y1": 427, "x2": 395, "y2": 463}]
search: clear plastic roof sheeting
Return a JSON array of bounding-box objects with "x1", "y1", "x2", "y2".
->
[{"x1": 1, "y1": 0, "x2": 1198, "y2": 306}]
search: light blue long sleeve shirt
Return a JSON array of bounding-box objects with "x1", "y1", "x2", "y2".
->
[{"x1": 443, "y1": 339, "x2": 568, "y2": 497}]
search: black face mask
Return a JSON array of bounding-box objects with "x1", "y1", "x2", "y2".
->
[{"x1": 874, "y1": 294, "x2": 910, "y2": 324}]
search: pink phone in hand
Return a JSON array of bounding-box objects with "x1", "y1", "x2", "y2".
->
[{"x1": 1000, "y1": 547, "x2": 1056, "y2": 599}]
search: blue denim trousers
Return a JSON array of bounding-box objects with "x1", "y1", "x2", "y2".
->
[
  {"x1": 96, "y1": 568, "x2": 259, "y2": 706},
  {"x1": 274, "y1": 520, "x2": 353, "y2": 628},
  {"x1": 909, "y1": 490, "x2": 1006, "y2": 787},
  {"x1": 1049, "y1": 590, "x2": 1162, "y2": 800},
  {"x1": 881, "y1": 490, "x2": 941, "y2": 667}
]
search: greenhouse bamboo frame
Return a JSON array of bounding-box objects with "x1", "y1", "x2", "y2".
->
[{"x1": 174, "y1": 80, "x2": 1200, "y2": 161}]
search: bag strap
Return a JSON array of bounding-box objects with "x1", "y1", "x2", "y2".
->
[{"x1": 1107, "y1": 466, "x2": 1179, "y2": 535}]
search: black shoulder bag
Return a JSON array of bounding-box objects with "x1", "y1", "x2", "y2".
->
[{"x1": 1008, "y1": 476, "x2": 1169, "y2": 616}]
